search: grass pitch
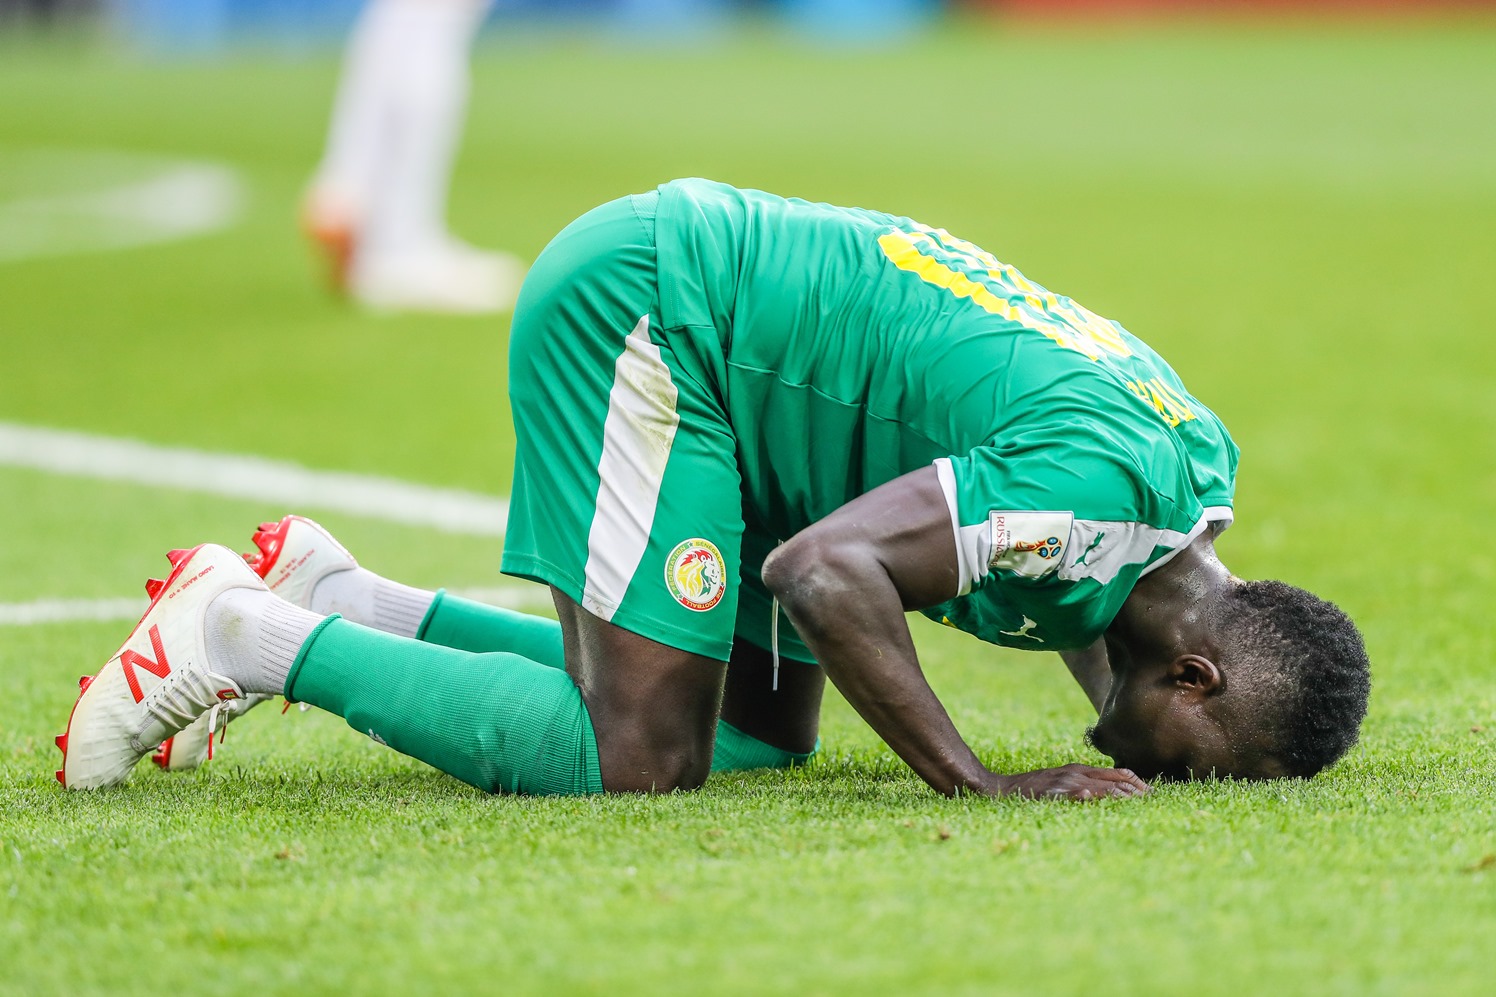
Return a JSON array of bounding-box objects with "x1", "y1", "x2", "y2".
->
[{"x1": 2, "y1": 15, "x2": 1494, "y2": 996}]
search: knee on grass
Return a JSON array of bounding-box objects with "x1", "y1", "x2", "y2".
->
[{"x1": 597, "y1": 730, "x2": 714, "y2": 794}]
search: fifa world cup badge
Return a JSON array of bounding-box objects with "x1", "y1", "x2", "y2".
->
[{"x1": 664, "y1": 538, "x2": 727, "y2": 612}]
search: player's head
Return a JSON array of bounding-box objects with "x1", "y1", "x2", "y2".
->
[{"x1": 1087, "y1": 579, "x2": 1370, "y2": 781}]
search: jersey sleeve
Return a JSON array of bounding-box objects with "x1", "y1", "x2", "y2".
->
[{"x1": 925, "y1": 428, "x2": 1211, "y2": 650}]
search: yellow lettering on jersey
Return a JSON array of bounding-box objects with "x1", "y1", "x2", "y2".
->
[
  {"x1": 1125, "y1": 377, "x2": 1197, "y2": 427},
  {"x1": 1154, "y1": 378, "x2": 1196, "y2": 423},
  {"x1": 880, "y1": 231, "x2": 1031, "y2": 325},
  {"x1": 924, "y1": 227, "x2": 1001, "y2": 270},
  {"x1": 878, "y1": 229, "x2": 1132, "y2": 363},
  {"x1": 1062, "y1": 302, "x2": 1133, "y2": 358}
]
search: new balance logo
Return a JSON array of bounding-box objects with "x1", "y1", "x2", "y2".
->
[{"x1": 120, "y1": 625, "x2": 171, "y2": 703}]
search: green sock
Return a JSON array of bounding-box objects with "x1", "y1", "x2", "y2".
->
[
  {"x1": 711, "y1": 720, "x2": 818, "y2": 773},
  {"x1": 419, "y1": 590, "x2": 564, "y2": 667},
  {"x1": 416, "y1": 590, "x2": 819, "y2": 774},
  {"x1": 286, "y1": 617, "x2": 602, "y2": 795}
]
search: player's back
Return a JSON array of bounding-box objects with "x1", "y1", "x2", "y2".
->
[{"x1": 651, "y1": 178, "x2": 1236, "y2": 547}]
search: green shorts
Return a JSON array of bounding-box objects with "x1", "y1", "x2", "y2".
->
[{"x1": 501, "y1": 191, "x2": 815, "y2": 665}]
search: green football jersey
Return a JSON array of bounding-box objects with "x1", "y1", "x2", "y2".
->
[{"x1": 651, "y1": 178, "x2": 1238, "y2": 651}]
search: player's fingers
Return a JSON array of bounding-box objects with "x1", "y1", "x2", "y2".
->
[
  {"x1": 1053, "y1": 783, "x2": 1134, "y2": 801},
  {"x1": 1073, "y1": 764, "x2": 1151, "y2": 791},
  {"x1": 1108, "y1": 767, "x2": 1152, "y2": 792},
  {"x1": 1092, "y1": 779, "x2": 1140, "y2": 798},
  {"x1": 1019, "y1": 765, "x2": 1150, "y2": 800},
  {"x1": 1046, "y1": 774, "x2": 1143, "y2": 800},
  {"x1": 1093, "y1": 770, "x2": 1149, "y2": 797}
]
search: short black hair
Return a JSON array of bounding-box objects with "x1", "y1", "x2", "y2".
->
[{"x1": 1219, "y1": 580, "x2": 1371, "y2": 777}]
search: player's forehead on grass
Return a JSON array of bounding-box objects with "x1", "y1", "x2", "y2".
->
[{"x1": 1087, "y1": 576, "x2": 1372, "y2": 783}]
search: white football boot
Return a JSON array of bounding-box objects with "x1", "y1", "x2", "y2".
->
[
  {"x1": 144, "y1": 514, "x2": 351, "y2": 773},
  {"x1": 149, "y1": 713, "x2": 218, "y2": 772},
  {"x1": 301, "y1": 189, "x2": 360, "y2": 294},
  {"x1": 243, "y1": 514, "x2": 359, "y2": 610},
  {"x1": 56, "y1": 544, "x2": 268, "y2": 790},
  {"x1": 348, "y1": 240, "x2": 526, "y2": 315},
  {"x1": 148, "y1": 691, "x2": 275, "y2": 772}
]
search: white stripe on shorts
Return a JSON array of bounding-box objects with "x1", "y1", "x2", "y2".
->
[{"x1": 581, "y1": 315, "x2": 680, "y2": 622}]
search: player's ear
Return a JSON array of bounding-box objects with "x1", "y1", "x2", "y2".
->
[{"x1": 1167, "y1": 654, "x2": 1222, "y2": 695}]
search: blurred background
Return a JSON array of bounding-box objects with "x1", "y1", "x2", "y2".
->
[
  {"x1": 3, "y1": 0, "x2": 1493, "y2": 50},
  {"x1": 4, "y1": 0, "x2": 944, "y2": 50}
]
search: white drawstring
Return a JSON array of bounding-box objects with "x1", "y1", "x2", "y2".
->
[
  {"x1": 769, "y1": 539, "x2": 787, "y2": 690},
  {"x1": 770, "y1": 595, "x2": 781, "y2": 692}
]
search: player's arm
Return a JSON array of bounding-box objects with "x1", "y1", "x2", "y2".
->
[
  {"x1": 760, "y1": 466, "x2": 1148, "y2": 801},
  {"x1": 1059, "y1": 639, "x2": 1112, "y2": 713}
]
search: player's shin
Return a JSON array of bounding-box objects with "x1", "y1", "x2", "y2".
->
[{"x1": 285, "y1": 619, "x2": 602, "y2": 795}]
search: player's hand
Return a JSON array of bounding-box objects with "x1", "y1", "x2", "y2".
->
[{"x1": 990, "y1": 764, "x2": 1150, "y2": 801}]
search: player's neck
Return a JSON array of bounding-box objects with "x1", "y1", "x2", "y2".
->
[{"x1": 1112, "y1": 535, "x2": 1234, "y2": 658}]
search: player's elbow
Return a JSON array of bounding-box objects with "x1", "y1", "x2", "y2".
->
[
  {"x1": 761, "y1": 533, "x2": 823, "y2": 605},
  {"x1": 762, "y1": 532, "x2": 866, "y2": 618}
]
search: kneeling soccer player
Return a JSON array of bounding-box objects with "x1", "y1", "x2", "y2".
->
[{"x1": 56, "y1": 179, "x2": 1371, "y2": 799}]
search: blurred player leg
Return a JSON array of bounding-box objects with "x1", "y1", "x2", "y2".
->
[{"x1": 305, "y1": 0, "x2": 524, "y2": 313}]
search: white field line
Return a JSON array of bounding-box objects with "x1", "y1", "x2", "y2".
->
[
  {"x1": 0, "y1": 585, "x2": 551, "y2": 628},
  {"x1": 0, "y1": 598, "x2": 151, "y2": 627},
  {"x1": 0, "y1": 422, "x2": 509, "y2": 535},
  {"x1": 0, "y1": 149, "x2": 243, "y2": 263}
]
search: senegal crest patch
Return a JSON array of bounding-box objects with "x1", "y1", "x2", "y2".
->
[{"x1": 664, "y1": 538, "x2": 726, "y2": 612}]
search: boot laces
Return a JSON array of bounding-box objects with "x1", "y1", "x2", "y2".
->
[{"x1": 142, "y1": 665, "x2": 223, "y2": 732}]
